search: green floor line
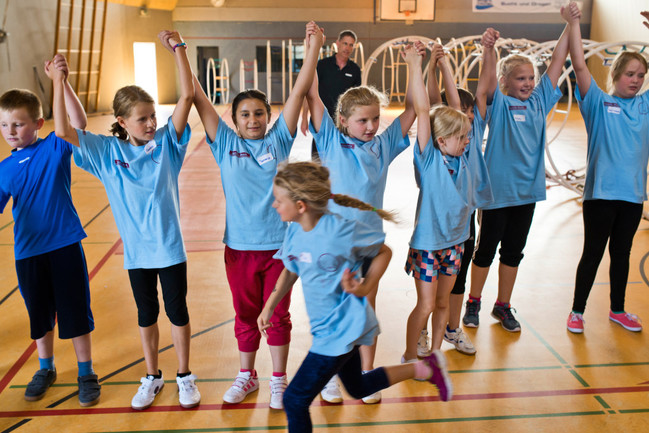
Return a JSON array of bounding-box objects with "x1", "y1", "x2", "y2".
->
[
  {"x1": 449, "y1": 366, "x2": 563, "y2": 374},
  {"x1": 92, "y1": 410, "x2": 608, "y2": 433},
  {"x1": 619, "y1": 408, "x2": 649, "y2": 414},
  {"x1": 574, "y1": 361, "x2": 649, "y2": 368},
  {"x1": 0, "y1": 220, "x2": 14, "y2": 232},
  {"x1": 594, "y1": 395, "x2": 611, "y2": 409},
  {"x1": 568, "y1": 369, "x2": 590, "y2": 387},
  {"x1": 516, "y1": 316, "x2": 568, "y2": 366}
]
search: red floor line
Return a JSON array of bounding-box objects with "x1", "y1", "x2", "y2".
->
[
  {"x1": 0, "y1": 238, "x2": 123, "y2": 397},
  {"x1": 3, "y1": 385, "x2": 649, "y2": 418}
]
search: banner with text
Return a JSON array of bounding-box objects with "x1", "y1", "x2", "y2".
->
[{"x1": 473, "y1": 0, "x2": 565, "y2": 13}]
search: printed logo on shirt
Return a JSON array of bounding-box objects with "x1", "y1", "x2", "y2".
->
[
  {"x1": 604, "y1": 101, "x2": 621, "y2": 115},
  {"x1": 18, "y1": 157, "x2": 30, "y2": 164},
  {"x1": 639, "y1": 102, "x2": 649, "y2": 115},
  {"x1": 341, "y1": 143, "x2": 355, "y2": 149},
  {"x1": 229, "y1": 150, "x2": 251, "y2": 158},
  {"x1": 317, "y1": 253, "x2": 343, "y2": 272},
  {"x1": 299, "y1": 252, "x2": 312, "y2": 263},
  {"x1": 114, "y1": 159, "x2": 130, "y2": 168},
  {"x1": 257, "y1": 152, "x2": 274, "y2": 165},
  {"x1": 287, "y1": 254, "x2": 298, "y2": 262}
]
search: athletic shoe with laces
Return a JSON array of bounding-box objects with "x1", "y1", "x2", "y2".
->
[
  {"x1": 320, "y1": 375, "x2": 343, "y2": 403},
  {"x1": 491, "y1": 303, "x2": 521, "y2": 332},
  {"x1": 223, "y1": 370, "x2": 259, "y2": 404},
  {"x1": 269, "y1": 375, "x2": 288, "y2": 410},
  {"x1": 176, "y1": 374, "x2": 201, "y2": 408},
  {"x1": 462, "y1": 298, "x2": 481, "y2": 328},
  {"x1": 423, "y1": 350, "x2": 452, "y2": 402},
  {"x1": 77, "y1": 373, "x2": 101, "y2": 407},
  {"x1": 401, "y1": 355, "x2": 425, "y2": 381},
  {"x1": 567, "y1": 312, "x2": 585, "y2": 334},
  {"x1": 131, "y1": 373, "x2": 165, "y2": 410},
  {"x1": 417, "y1": 329, "x2": 431, "y2": 357},
  {"x1": 444, "y1": 327, "x2": 476, "y2": 355},
  {"x1": 24, "y1": 368, "x2": 57, "y2": 401},
  {"x1": 609, "y1": 311, "x2": 642, "y2": 332}
]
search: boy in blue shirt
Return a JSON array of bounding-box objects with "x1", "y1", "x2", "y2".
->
[{"x1": 0, "y1": 61, "x2": 100, "y2": 406}]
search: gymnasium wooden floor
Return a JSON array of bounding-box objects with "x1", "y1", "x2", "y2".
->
[{"x1": 2, "y1": 103, "x2": 649, "y2": 432}]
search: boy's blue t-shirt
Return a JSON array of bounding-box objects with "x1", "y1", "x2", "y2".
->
[
  {"x1": 73, "y1": 117, "x2": 190, "y2": 269},
  {"x1": 576, "y1": 77, "x2": 649, "y2": 203},
  {"x1": 482, "y1": 73, "x2": 562, "y2": 209},
  {"x1": 208, "y1": 113, "x2": 295, "y2": 251},
  {"x1": 310, "y1": 110, "x2": 410, "y2": 234},
  {"x1": 0, "y1": 133, "x2": 86, "y2": 259},
  {"x1": 274, "y1": 212, "x2": 383, "y2": 357},
  {"x1": 409, "y1": 110, "x2": 493, "y2": 251}
]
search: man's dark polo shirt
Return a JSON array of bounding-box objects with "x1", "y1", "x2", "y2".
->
[{"x1": 317, "y1": 55, "x2": 362, "y2": 118}]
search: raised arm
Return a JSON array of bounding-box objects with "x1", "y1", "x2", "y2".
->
[
  {"x1": 283, "y1": 21, "x2": 325, "y2": 136},
  {"x1": 546, "y1": 13, "x2": 573, "y2": 89},
  {"x1": 398, "y1": 40, "x2": 427, "y2": 138},
  {"x1": 643, "y1": 11, "x2": 649, "y2": 29},
  {"x1": 300, "y1": 100, "x2": 310, "y2": 136},
  {"x1": 401, "y1": 43, "x2": 430, "y2": 152},
  {"x1": 562, "y1": 2, "x2": 589, "y2": 97},
  {"x1": 306, "y1": 62, "x2": 326, "y2": 133},
  {"x1": 438, "y1": 49, "x2": 461, "y2": 110},
  {"x1": 427, "y1": 44, "x2": 442, "y2": 106},
  {"x1": 45, "y1": 54, "x2": 88, "y2": 129},
  {"x1": 45, "y1": 57, "x2": 80, "y2": 147},
  {"x1": 475, "y1": 28, "x2": 500, "y2": 119},
  {"x1": 258, "y1": 268, "x2": 299, "y2": 337},
  {"x1": 158, "y1": 30, "x2": 194, "y2": 140}
]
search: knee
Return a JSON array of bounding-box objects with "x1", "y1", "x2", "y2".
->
[
  {"x1": 138, "y1": 303, "x2": 160, "y2": 328},
  {"x1": 499, "y1": 250, "x2": 524, "y2": 267},
  {"x1": 164, "y1": 301, "x2": 189, "y2": 327},
  {"x1": 472, "y1": 250, "x2": 494, "y2": 268}
]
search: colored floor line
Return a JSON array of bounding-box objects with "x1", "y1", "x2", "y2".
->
[{"x1": 3, "y1": 384, "x2": 649, "y2": 419}]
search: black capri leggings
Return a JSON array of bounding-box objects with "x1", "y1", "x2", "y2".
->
[
  {"x1": 572, "y1": 199, "x2": 642, "y2": 313},
  {"x1": 451, "y1": 212, "x2": 476, "y2": 295},
  {"x1": 128, "y1": 262, "x2": 189, "y2": 327}
]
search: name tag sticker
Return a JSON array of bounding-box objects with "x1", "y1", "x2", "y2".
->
[
  {"x1": 258, "y1": 152, "x2": 274, "y2": 165},
  {"x1": 299, "y1": 252, "x2": 312, "y2": 263},
  {"x1": 345, "y1": 73, "x2": 353, "y2": 77},
  {"x1": 513, "y1": 114, "x2": 526, "y2": 122},
  {"x1": 607, "y1": 105, "x2": 621, "y2": 114}
]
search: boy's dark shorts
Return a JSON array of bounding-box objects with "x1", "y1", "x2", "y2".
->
[{"x1": 16, "y1": 242, "x2": 94, "y2": 340}]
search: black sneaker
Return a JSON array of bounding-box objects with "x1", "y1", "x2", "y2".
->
[
  {"x1": 462, "y1": 299, "x2": 481, "y2": 328},
  {"x1": 491, "y1": 303, "x2": 521, "y2": 332},
  {"x1": 78, "y1": 374, "x2": 101, "y2": 407},
  {"x1": 24, "y1": 368, "x2": 56, "y2": 401}
]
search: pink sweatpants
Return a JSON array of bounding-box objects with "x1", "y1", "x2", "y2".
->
[{"x1": 224, "y1": 246, "x2": 292, "y2": 352}]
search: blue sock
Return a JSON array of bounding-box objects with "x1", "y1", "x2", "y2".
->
[
  {"x1": 39, "y1": 356, "x2": 54, "y2": 371},
  {"x1": 78, "y1": 360, "x2": 94, "y2": 377}
]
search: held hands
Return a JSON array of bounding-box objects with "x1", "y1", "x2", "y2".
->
[
  {"x1": 305, "y1": 21, "x2": 324, "y2": 50},
  {"x1": 429, "y1": 43, "x2": 445, "y2": 69},
  {"x1": 401, "y1": 42, "x2": 424, "y2": 67},
  {"x1": 481, "y1": 28, "x2": 500, "y2": 50},
  {"x1": 43, "y1": 54, "x2": 68, "y2": 81},
  {"x1": 642, "y1": 11, "x2": 649, "y2": 30},
  {"x1": 158, "y1": 30, "x2": 184, "y2": 54},
  {"x1": 561, "y1": 1, "x2": 581, "y2": 24}
]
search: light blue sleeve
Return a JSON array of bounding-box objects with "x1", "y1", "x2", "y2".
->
[
  {"x1": 162, "y1": 117, "x2": 191, "y2": 169},
  {"x1": 349, "y1": 220, "x2": 385, "y2": 264},
  {"x1": 381, "y1": 117, "x2": 411, "y2": 162},
  {"x1": 72, "y1": 129, "x2": 111, "y2": 179},
  {"x1": 209, "y1": 115, "x2": 239, "y2": 164},
  {"x1": 310, "y1": 110, "x2": 339, "y2": 156},
  {"x1": 267, "y1": 113, "x2": 296, "y2": 161},
  {"x1": 414, "y1": 137, "x2": 436, "y2": 168},
  {"x1": 575, "y1": 77, "x2": 601, "y2": 131},
  {"x1": 273, "y1": 228, "x2": 300, "y2": 274},
  {"x1": 536, "y1": 73, "x2": 563, "y2": 116}
]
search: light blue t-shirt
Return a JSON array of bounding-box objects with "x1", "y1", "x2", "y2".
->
[
  {"x1": 409, "y1": 112, "x2": 493, "y2": 251},
  {"x1": 274, "y1": 212, "x2": 383, "y2": 357},
  {"x1": 73, "y1": 117, "x2": 190, "y2": 269},
  {"x1": 482, "y1": 73, "x2": 562, "y2": 209},
  {"x1": 0, "y1": 133, "x2": 86, "y2": 260},
  {"x1": 208, "y1": 113, "x2": 294, "y2": 250},
  {"x1": 310, "y1": 110, "x2": 410, "y2": 234},
  {"x1": 576, "y1": 77, "x2": 649, "y2": 203}
]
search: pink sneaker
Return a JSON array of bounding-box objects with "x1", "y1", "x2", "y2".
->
[
  {"x1": 609, "y1": 311, "x2": 642, "y2": 332},
  {"x1": 567, "y1": 312, "x2": 584, "y2": 334},
  {"x1": 423, "y1": 350, "x2": 453, "y2": 402}
]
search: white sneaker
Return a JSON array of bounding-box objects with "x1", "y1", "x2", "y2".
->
[
  {"x1": 320, "y1": 375, "x2": 343, "y2": 403},
  {"x1": 360, "y1": 371, "x2": 381, "y2": 404},
  {"x1": 269, "y1": 374, "x2": 288, "y2": 410},
  {"x1": 417, "y1": 329, "x2": 431, "y2": 357},
  {"x1": 443, "y1": 327, "x2": 476, "y2": 355},
  {"x1": 223, "y1": 370, "x2": 259, "y2": 404},
  {"x1": 176, "y1": 374, "x2": 201, "y2": 408},
  {"x1": 131, "y1": 374, "x2": 164, "y2": 410}
]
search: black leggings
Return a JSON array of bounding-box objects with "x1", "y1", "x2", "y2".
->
[
  {"x1": 128, "y1": 262, "x2": 189, "y2": 327},
  {"x1": 572, "y1": 200, "x2": 642, "y2": 313},
  {"x1": 451, "y1": 212, "x2": 475, "y2": 295}
]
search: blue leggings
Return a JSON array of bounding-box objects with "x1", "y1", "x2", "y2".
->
[{"x1": 283, "y1": 346, "x2": 390, "y2": 432}]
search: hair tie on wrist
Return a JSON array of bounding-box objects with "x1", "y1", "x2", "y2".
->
[
  {"x1": 371, "y1": 207, "x2": 377, "y2": 212},
  {"x1": 330, "y1": 193, "x2": 334, "y2": 199},
  {"x1": 173, "y1": 42, "x2": 187, "y2": 52}
]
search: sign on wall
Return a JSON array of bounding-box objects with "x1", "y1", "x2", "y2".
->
[{"x1": 473, "y1": 0, "x2": 565, "y2": 13}]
